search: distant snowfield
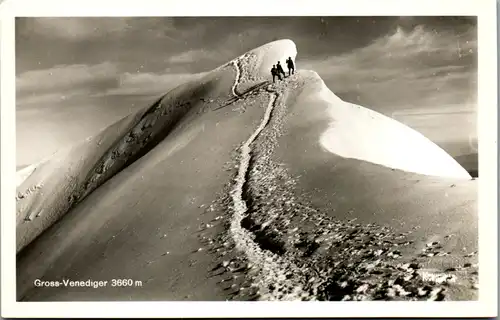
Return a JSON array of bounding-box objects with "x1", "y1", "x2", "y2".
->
[{"x1": 316, "y1": 83, "x2": 471, "y2": 179}]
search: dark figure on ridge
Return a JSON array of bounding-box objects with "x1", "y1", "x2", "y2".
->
[
  {"x1": 286, "y1": 57, "x2": 295, "y2": 76},
  {"x1": 271, "y1": 65, "x2": 282, "y2": 83},
  {"x1": 276, "y1": 61, "x2": 286, "y2": 78}
]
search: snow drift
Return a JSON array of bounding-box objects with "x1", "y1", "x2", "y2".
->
[{"x1": 305, "y1": 74, "x2": 472, "y2": 179}]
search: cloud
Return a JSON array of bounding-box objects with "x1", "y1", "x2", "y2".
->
[
  {"x1": 391, "y1": 99, "x2": 477, "y2": 148},
  {"x1": 300, "y1": 25, "x2": 477, "y2": 112},
  {"x1": 167, "y1": 49, "x2": 221, "y2": 65},
  {"x1": 15, "y1": 58, "x2": 208, "y2": 110},
  {"x1": 17, "y1": 62, "x2": 118, "y2": 94},
  {"x1": 101, "y1": 71, "x2": 206, "y2": 96},
  {"x1": 392, "y1": 103, "x2": 476, "y2": 117},
  {"x1": 297, "y1": 23, "x2": 477, "y2": 152},
  {"x1": 392, "y1": 106, "x2": 477, "y2": 147},
  {"x1": 17, "y1": 90, "x2": 94, "y2": 106},
  {"x1": 15, "y1": 61, "x2": 205, "y2": 166},
  {"x1": 20, "y1": 17, "x2": 177, "y2": 41},
  {"x1": 16, "y1": 62, "x2": 119, "y2": 108},
  {"x1": 25, "y1": 18, "x2": 131, "y2": 40}
]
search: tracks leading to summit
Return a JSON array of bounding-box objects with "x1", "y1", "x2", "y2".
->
[
  {"x1": 227, "y1": 55, "x2": 310, "y2": 300},
  {"x1": 231, "y1": 55, "x2": 246, "y2": 98},
  {"x1": 229, "y1": 89, "x2": 306, "y2": 300}
]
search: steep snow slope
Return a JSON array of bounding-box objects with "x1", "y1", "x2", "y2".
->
[
  {"x1": 16, "y1": 39, "x2": 298, "y2": 254},
  {"x1": 17, "y1": 39, "x2": 476, "y2": 302},
  {"x1": 17, "y1": 40, "x2": 297, "y2": 299},
  {"x1": 315, "y1": 81, "x2": 471, "y2": 179},
  {"x1": 15, "y1": 110, "x2": 154, "y2": 253}
]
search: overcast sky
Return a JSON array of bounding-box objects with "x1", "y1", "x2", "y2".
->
[{"x1": 16, "y1": 16, "x2": 477, "y2": 166}]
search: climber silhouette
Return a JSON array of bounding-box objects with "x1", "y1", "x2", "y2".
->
[
  {"x1": 276, "y1": 61, "x2": 286, "y2": 78},
  {"x1": 271, "y1": 65, "x2": 282, "y2": 83},
  {"x1": 286, "y1": 57, "x2": 295, "y2": 76}
]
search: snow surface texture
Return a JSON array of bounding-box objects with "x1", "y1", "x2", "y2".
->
[
  {"x1": 229, "y1": 89, "x2": 306, "y2": 300},
  {"x1": 16, "y1": 64, "x2": 239, "y2": 254},
  {"x1": 221, "y1": 48, "x2": 476, "y2": 301},
  {"x1": 15, "y1": 39, "x2": 477, "y2": 302},
  {"x1": 15, "y1": 112, "x2": 145, "y2": 253},
  {"x1": 16, "y1": 38, "x2": 468, "y2": 255}
]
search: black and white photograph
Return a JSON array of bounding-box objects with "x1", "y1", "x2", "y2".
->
[{"x1": 1, "y1": 0, "x2": 497, "y2": 318}]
